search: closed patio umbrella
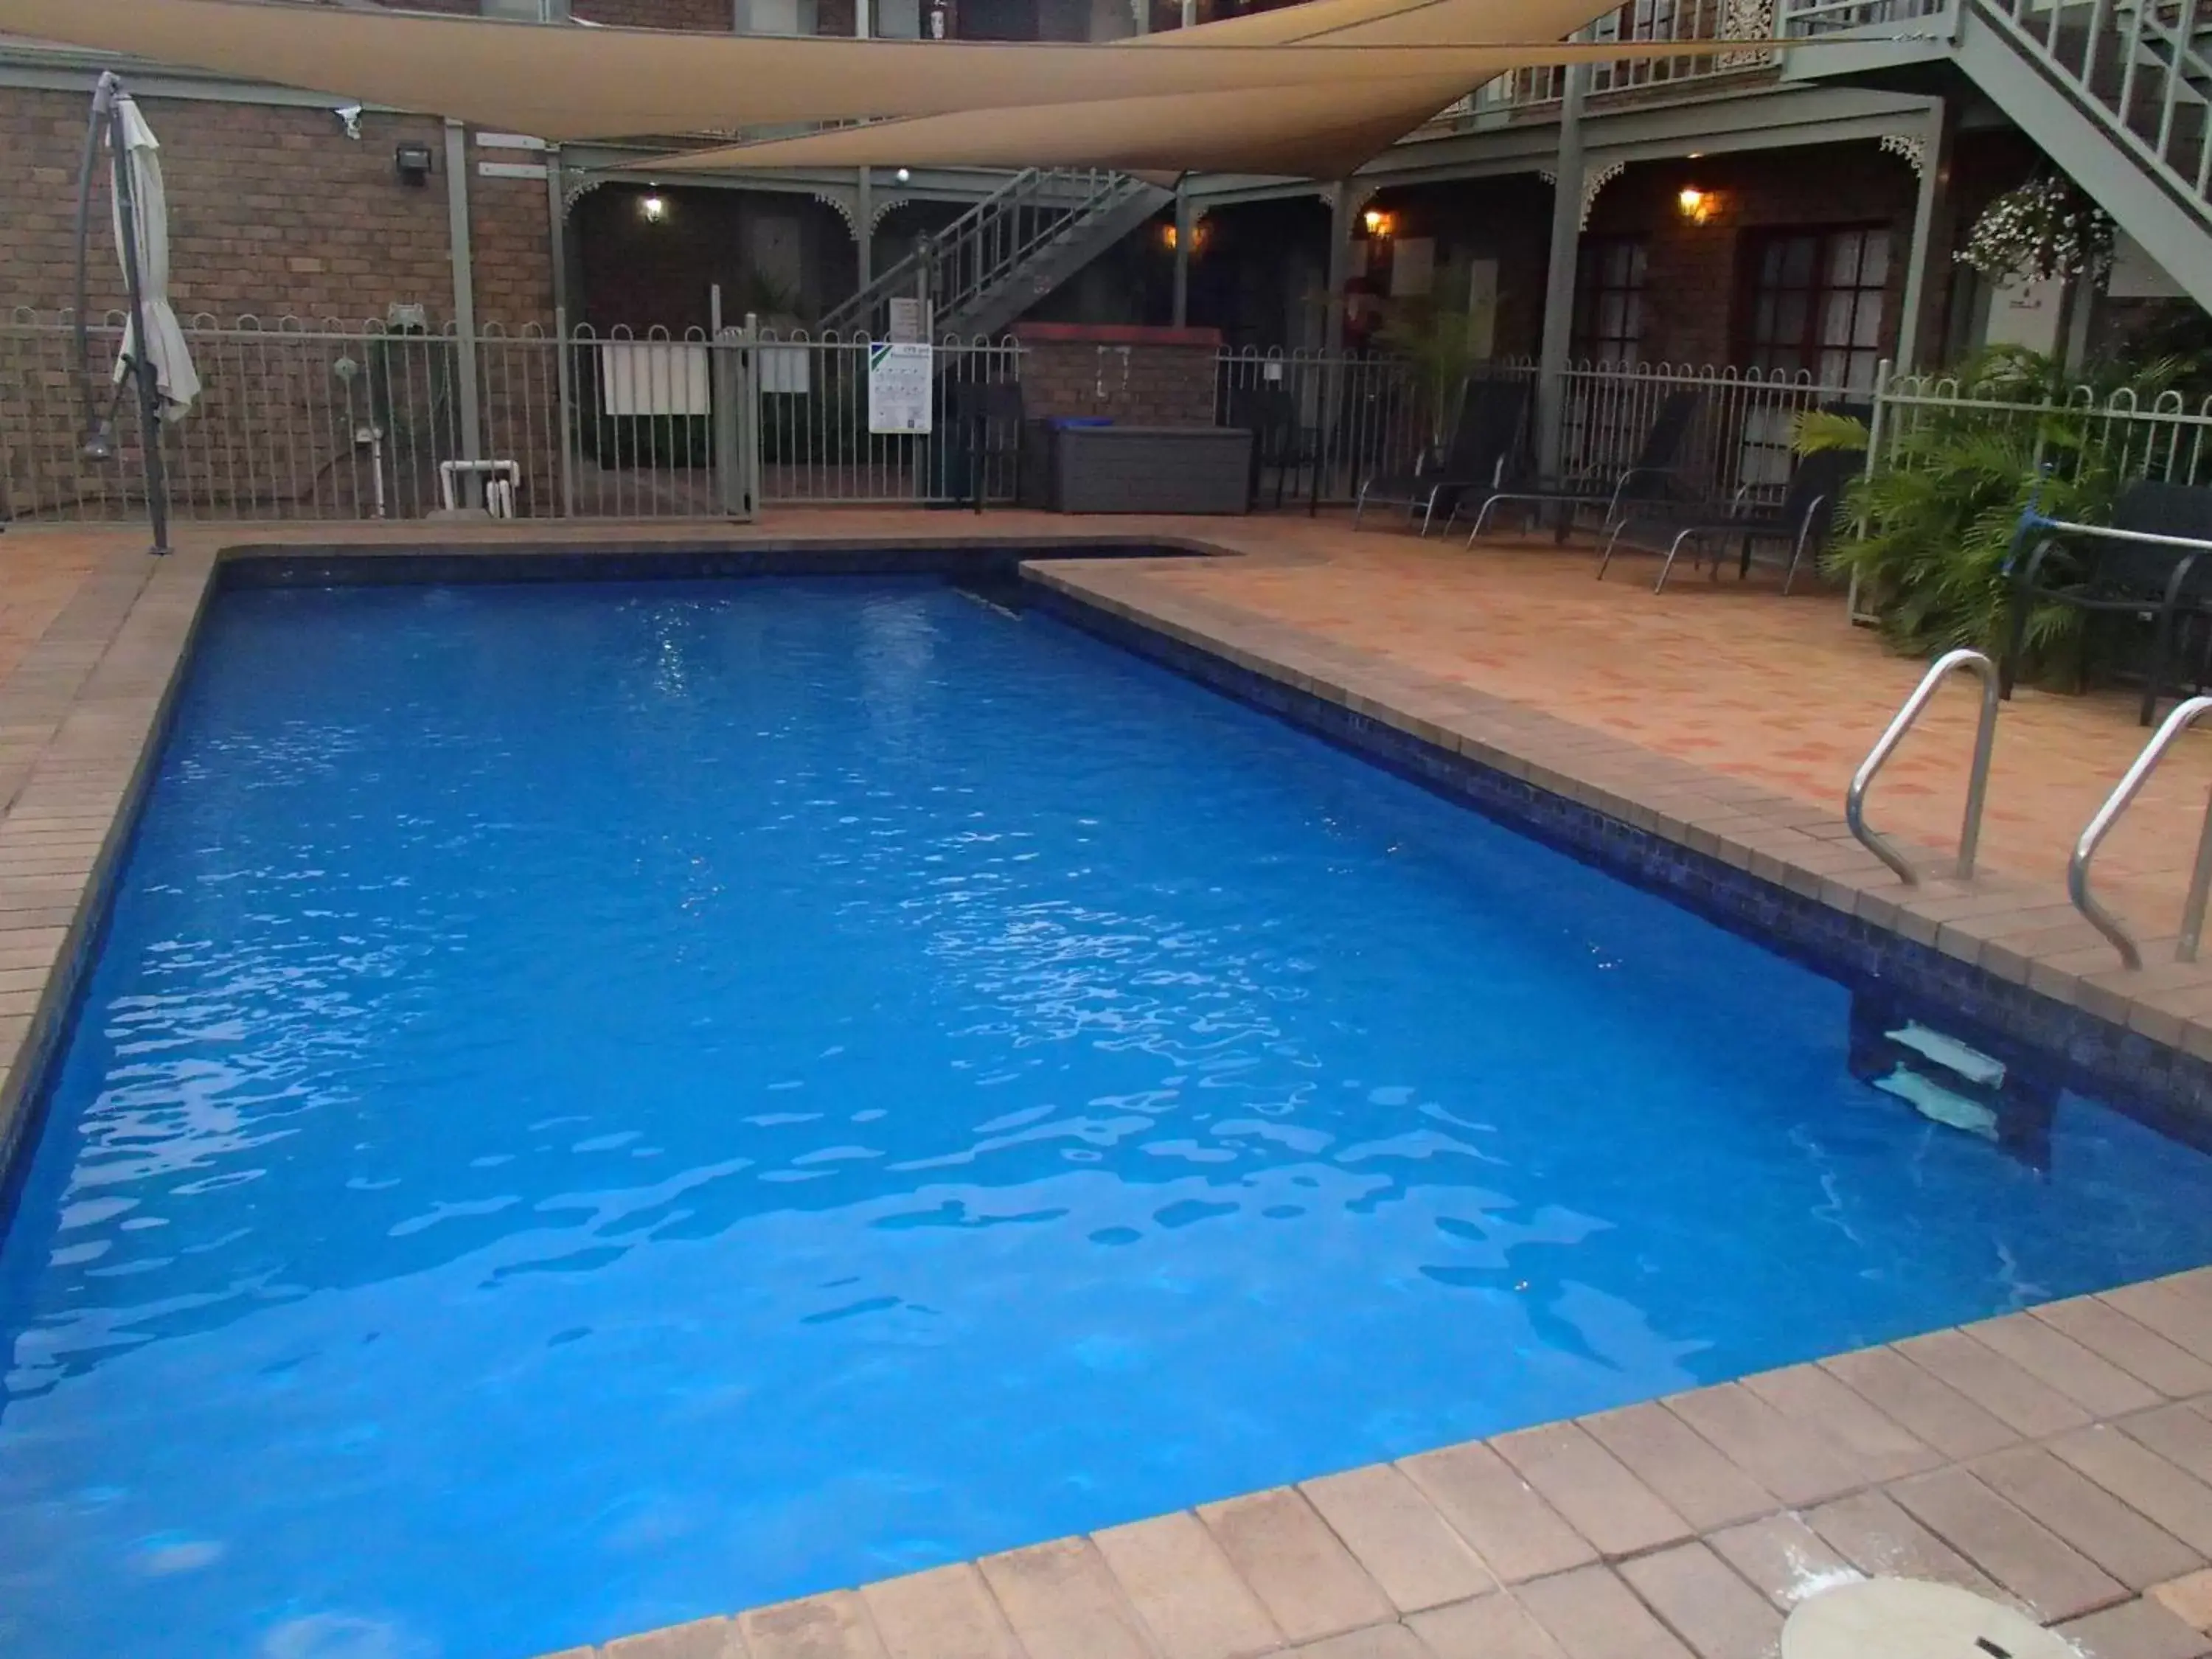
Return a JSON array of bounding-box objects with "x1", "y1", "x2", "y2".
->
[{"x1": 110, "y1": 92, "x2": 199, "y2": 421}]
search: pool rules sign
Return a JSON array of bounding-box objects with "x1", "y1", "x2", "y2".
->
[{"x1": 867, "y1": 342, "x2": 933, "y2": 434}]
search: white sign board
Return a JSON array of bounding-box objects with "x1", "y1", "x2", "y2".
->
[
  {"x1": 598, "y1": 341, "x2": 710, "y2": 417},
  {"x1": 869, "y1": 342, "x2": 933, "y2": 434},
  {"x1": 887, "y1": 297, "x2": 927, "y2": 344},
  {"x1": 1983, "y1": 274, "x2": 2064, "y2": 356},
  {"x1": 760, "y1": 345, "x2": 812, "y2": 396}
]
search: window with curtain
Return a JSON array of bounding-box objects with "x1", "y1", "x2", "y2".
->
[
  {"x1": 1739, "y1": 226, "x2": 1891, "y2": 391},
  {"x1": 1571, "y1": 237, "x2": 1648, "y2": 366},
  {"x1": 1733, "y1": 225, "x2": 1889, "y2": 489}
]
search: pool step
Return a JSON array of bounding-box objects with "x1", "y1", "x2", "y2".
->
[
  {"x1": 1885, "y1": 1020, "x2": 2007, "y2": 1089},
  {"x1": 1847, "y1": 992, "x2": 2057, "y2": 1171},
  {"x1": 1871, "y1": 1065, "x2": 2002, "y2": 1140}
]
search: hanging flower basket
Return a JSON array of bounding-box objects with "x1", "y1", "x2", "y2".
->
[{"x1": 1958, "y1": 174, "x2": 2115, "y2": 287}]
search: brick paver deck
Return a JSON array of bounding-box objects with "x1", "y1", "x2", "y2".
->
[
  {"x1": 4, "y1": 512, "x2": 2212, "y2": 1659},
  {"x1": 552, "y1": 1277, "x2": 2212, "y2": 1659}
]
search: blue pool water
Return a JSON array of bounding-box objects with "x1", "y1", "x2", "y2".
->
[{"x1": 4, "y1": 577, "x2": 2212, "y2": 1659}]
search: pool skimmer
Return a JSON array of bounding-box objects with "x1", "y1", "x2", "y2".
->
[{"x1": 1781, "y1": 1578, "x2": 2078, "y2": 1659}]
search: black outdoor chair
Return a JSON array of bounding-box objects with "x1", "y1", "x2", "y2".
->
[
  {"x1": 1461, "y1": 388, "x2": 1703, "y2": 543},
  {"x1": 947, "y1": 379, "x2": 1025, "y2": 513},
  {"x1": 1224, "y1": 383, "x2": 1320, "y2": 511},
  {"x1": 1598, "y1": 445, "x2": 1863, "y2": 594},
  {"x1": 1353, "y1": 379, "x2": 1532, "y2": 536},
  {"x1": 2000, "y1": 480, "x2": 2212, "y2": 726}
]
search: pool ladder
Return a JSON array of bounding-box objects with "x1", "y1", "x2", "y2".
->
[
  {"x1": 1850, "y1": 656, "x2": 2212, "y2": 975},
  {"x1": 1848, "y1": 649, "x2": 2001, "y2": 886},
  {"x1": 2068, "y1": 695, "x2": 2212, "y2": 971}
]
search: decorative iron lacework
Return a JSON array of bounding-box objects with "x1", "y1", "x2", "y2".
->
[
  {"x1": 1717, "y1": 0, "x2": 1780, "y2": 66},
  {"x1": 1879, "y1": 132, "x2": 1927, "y2": 177},
  {"x1": 1536, "y1": 164, "x2": 1621, "y2": 229}
]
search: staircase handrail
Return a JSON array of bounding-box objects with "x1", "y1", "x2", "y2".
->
[
  {"x1": 1968, "y1": 0, "x2": 2212, "y2": 226},
  {"x1": 820, "y1": 167, "x2": 1137, "y2": 337},
  {"x1": 1781, "y1": 0, "x2": 2211, "y2": 231}
]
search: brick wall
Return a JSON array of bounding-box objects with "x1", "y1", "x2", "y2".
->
[
  {"x1": 1582, "y1": 141, "x2": 1921, "y2": 366},
  {"x1": 472, "y1": 170, "x2": 559, "y2": 328},
  {"x1": 1012, "y1": 324, "x2": 1220, "y2": 422},
  {"x1": 0, "y1": 91, "x2": 474, "y2": 322},
  {"x1": 0, "y1": 88, "x2": 558, "y2": 520}
]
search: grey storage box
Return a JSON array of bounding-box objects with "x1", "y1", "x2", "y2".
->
[{"x1": 1021, "y1": 422, "x2": 1253, "y2": 515}]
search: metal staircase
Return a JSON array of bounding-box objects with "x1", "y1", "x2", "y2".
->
[
  {"x1": 820, "y1": 167, "x2": 1174, "y2": 340},
  {"x1": 1781, "y1": 0, "x2": 2212, "y2": 312}
]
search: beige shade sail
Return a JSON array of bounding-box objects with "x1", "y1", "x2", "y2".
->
[
  {"x1": 1133, "y1": 0, "x2": 1565, "y2": 46},
  {"x1": 0, "y1": 0, "x2": 1636, "y2": 138},
  {"x1": 650, "y1": 80, "x2": 1469, "y2": 178},
  {"x1": 640, "y1": 41, "x2": 1727, "y2": 177}
]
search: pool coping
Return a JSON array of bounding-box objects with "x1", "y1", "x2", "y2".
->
[
  {"x1": 4, "y1": 529, "x2": 2212, "y2": 1659},
  {"x1": 1015, "y1": 560, "x2": 2212, "y2": 1134}
]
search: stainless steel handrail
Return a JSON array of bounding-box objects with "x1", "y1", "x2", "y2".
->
[
  {"x1": 2020, "y1": 518, "x2": 2212, "y2": 553},
  {"x1": 2070, "y1": 694, "x2": 2212, "y2": 970},
  {"x1": 1846, "y1": 647, "x2": 2001, "y2": 884}
]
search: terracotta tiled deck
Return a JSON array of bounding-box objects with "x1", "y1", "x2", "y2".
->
[
  {"x1": 1110, "y1": 518, "x2": 2212, "y2": 935},
  {"x1": 5, "y1": 510, "x2": 2212, "y2": 1659}
]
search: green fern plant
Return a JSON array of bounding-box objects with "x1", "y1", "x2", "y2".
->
[{"x1": 1812, "y1": 347, "x2": 2190, "y2": 677}]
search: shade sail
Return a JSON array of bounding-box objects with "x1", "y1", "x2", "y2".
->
[
  {"x1": 641, "y1": 41, "x2": 1720, "y2": 176},
  {"x1": 654, "y1": 82, "x2": 1466, "y2": 176},
  {"x1": 0, "y1": 0, "x2": 1635, "y2": 138}
]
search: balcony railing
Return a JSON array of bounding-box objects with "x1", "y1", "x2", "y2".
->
[{"x1": 1421, "y1": 0, "x2": 1783, "y2": 128}]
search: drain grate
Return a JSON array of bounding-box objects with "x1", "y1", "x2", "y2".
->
[{"x1": 1782, "y1": 1579, "x2": 2076, "y2": 1659}]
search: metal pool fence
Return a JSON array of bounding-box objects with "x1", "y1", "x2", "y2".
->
[
  {"x1": 0, "y1": 310, "x2": 1024, "y2": 524},
  {"x1": 1210, "y1": 353, "x2": 1857, "y2": 509},
  {"x1": 7, "y1": 308, "x2": 2209, "y2": 530},
  {"x1": 1868, "y1": 366, "x2": 2212, "y2": 490},
  {"x1": 1549, "y1": 360, "x2": 1856, "y2": 502},
  {"x1": 1211, "y1": 349, "x2": 1524, "y2": 506}
]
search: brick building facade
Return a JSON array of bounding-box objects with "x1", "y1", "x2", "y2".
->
[
  {"x1": 1215, "y1": 127, "x2": 2048, "y2": 377},
  {"x1": 0, "y1": 88, "x2": 552, "y2": 330},
  {"x1": 1011, "y1": 321, "x2": 1220, "y2": 422}
]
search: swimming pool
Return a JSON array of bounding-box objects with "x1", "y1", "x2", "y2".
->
[{"x1": 1, "y1": 574, "x2": 2208, "y2": 1659}]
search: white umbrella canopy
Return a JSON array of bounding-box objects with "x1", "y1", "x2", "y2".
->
[{"x1": 111, "y1": 93, "x2": 199, "y2": 422}]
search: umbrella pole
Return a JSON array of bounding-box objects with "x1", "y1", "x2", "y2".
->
[{"x1": 105, "y1": 77, "x2": 170, "y2": 556}]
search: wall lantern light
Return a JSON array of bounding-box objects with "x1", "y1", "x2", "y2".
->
[
  {"x1": 640, "y1": 192, "x2": 669, "y2": 223},
  {"x1": 1677, "y1": 186, "x2": 1720, "y2": 225},
  {"x1": 1362, "y1": 207, "x2": 1394, "y2": 237},
  {"x1": 393, "y1": 142, "x2": 433, "y2": 186},
  {"x1": 1161, "y1": 218, "x2": 1210, "y2": 254}
]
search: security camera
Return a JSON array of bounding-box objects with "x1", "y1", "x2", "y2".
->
[{"x1": 335, "y1": 103, "x2": 364, "y2": 141}]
